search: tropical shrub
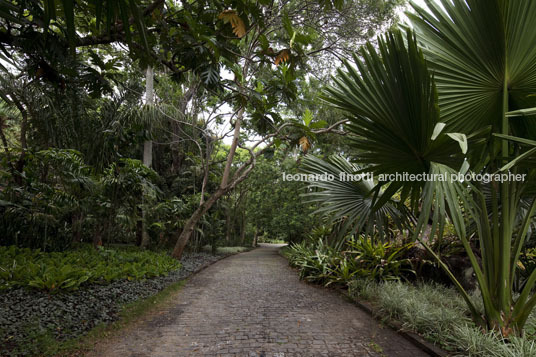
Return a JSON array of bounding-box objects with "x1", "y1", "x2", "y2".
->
[
  {"x1": 0, "y1": 245, "x2": 181, "y2": 292},
  {"x1": 284, "y1": 237, "x2": 414, "y2": 285},
  {"x1": 345, "y1": 237, "x2": 414, "y2": 282},
  {"x1": 0, "y1": 149, "x2": 162, "y2": 250}
]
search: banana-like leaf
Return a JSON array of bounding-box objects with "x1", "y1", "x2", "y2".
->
[{"x1": 35, "y1": 0, "x2": 151, "y2": 51}]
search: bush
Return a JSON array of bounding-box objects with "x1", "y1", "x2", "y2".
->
[
  {"x1": 258, "y1": 237, "x2": 286, "y2": 244},
  {"x1": 0, "y1": 245, "x2": 181, "y2": 292},
  {"x1": 200, "y1": 245, "x2": 250, "y2": 254},
  {"x1": 284, "y1": 237, "x2": 414, "y2": 286}
]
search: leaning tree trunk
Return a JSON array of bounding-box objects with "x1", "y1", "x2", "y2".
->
[
  {"x1": 172, "y1": 188, "x2": 227, "y2": 258},
  {"x1": 240, "y1": 213, "x2": 246, "y2": 244},
  {"x1": 172, "y1": 108, "x2": 245, "y2": 258},
  {"x1": 225, "y1": 201, "x2": 232, "y2": 243}
]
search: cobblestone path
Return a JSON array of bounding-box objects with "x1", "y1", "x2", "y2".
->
[{"x1": 92, "y1": 244, "x2": 429, "y2": 356}]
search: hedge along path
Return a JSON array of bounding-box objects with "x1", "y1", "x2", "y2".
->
[{"x1": 89, "y1": 244, "x2": 430, "y2": 356}]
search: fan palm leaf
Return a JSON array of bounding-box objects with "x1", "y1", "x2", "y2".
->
[
  {"x1": 301, "y1": 155, "x2": 412, "y2": 248},
  {"x1": 408, "y1": 0, "x2": 536, "y2": 139}
]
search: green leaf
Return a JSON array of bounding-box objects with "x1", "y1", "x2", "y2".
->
[
  {"x1": 499, "y1": 147, "x2": 536, "y2": 171},
  {"x1": 460, "y1": 159, "x2": 470, "y2": 175},
  {"x1": 301, "y1": 155, "x2": 411, "y2": 247},
  {"x1": 303, "y1": 109, "x2": 313, "y2": 127},
  {"x1": 431, "y1": 122, "x2": 446, "y2": 140},
  {"x1": 409, "y1": 0, "x2": 536, "y2": 138},
  {"x1": 493, "y1": 133, "x2": 536, "y2": 147},
  {"x1": 506, "y1": 107, "x2": 536, "y2": 117},
  {"x1": 447, "y1": 133, "x2": 468, "y2": 154},
  {"x1": 310, "y1": 120, "x2": 328, "y2": 129}
]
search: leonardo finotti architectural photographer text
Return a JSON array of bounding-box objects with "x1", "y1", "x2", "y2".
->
[{"x1": 282, "y1": 172, "x2": 527, "y2": 183}]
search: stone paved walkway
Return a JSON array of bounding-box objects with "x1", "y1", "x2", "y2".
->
[{"x1": 91, "y1": 244, "x2": 430, "y2": 356}]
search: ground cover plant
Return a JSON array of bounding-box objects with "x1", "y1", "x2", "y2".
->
[
  {"x1": 283, "y1": 238, "x2": 414, "y2": 286},
  {"x1": 0, "y1": 245, "x2": 181, "y2": 292},
  {"x1": 348, "y1": 280, "x2": 536, "y2": 357},
  {"x1": 0, "y1": 251, "x2": 221, "y2": 356},
  {"x1": 284, "y1": 241, "x2": 536, "y2": 356}
]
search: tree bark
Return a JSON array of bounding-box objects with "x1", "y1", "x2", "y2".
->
[
  {"x1": 71, "y1": 211, "x2": 83, "y2": 244},
  {"x1": 171, "y1": 108, "x2": 246, "y2": 258},
  {"x1": 240, "y1": 213, "x2": 246, "y2": 244},
  {"x1": 140, "y1": 66, "x2": 154, "y2": 248},
  {"x1": 200, "y1": 134, "x2": 211, "y2": 204},
  {"x1": 93, "y1": 228, "x2": 103, "y2": 248},
  {"x1": 172, "y1": 187, "x2": 227, "y2": 258},
  {"x1": 7, "y1": 95, "x2": 28, "y2": 181},
  {"x1": 225, "y1": 198, "x2": 231, "y2": 243},
  {"x1": 252, "y1": 227, "x2": 259, "y2": 247},
  {"x1": 220, "y1": 108, "x2": 244, "y2": 188}
]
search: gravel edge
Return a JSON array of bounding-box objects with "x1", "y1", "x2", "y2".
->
[{"x1": 0, "y1": 250, "x2": 249, "y2": 356}]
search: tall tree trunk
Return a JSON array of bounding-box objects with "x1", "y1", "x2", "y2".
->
[
  {"x1": 225, "y1": 199, "x2": 231, "y2": 243},
  {"x1": 16, "y1": 105, "x2": 27, "y2": 174},
  {"x1": 8, "y1": 95, "x2": 28, "y2": 183},
  {"x1": 172, "y1": 109, "x2": 245, "y2": 258},
  {"x1": 240, "y1": 212, "x2": 246, "y2": 244},
  {"x1": 93, "y1": 226, "x2": 104, "y2": 248},
  {"x1": 252, "y1": 227, "x2": 259, "y2": 247},
  {"x1": 200, "y1": 135, "x2": 211, "y2": 204},
  {"x1": 140, "y1": 66, "x2": 154, "y2": 248},
  {"x1": 220, "y1": 107, "x2": 243, "y2": 188},
  {"x1": 71, "y1": 211, "x2": 83, "y2": 244}
]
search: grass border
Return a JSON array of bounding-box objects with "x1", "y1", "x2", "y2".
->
[{"x1": 344, "y1": 292, "x2": 447, "y2": 357}]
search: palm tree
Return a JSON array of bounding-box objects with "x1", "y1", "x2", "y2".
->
[{"x1": 315, "y1": 0, "x2": 536, "y2": 335}]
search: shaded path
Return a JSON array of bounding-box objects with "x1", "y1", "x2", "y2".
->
[{"x1": 92, "y1": 244, "x2": 429, "y2": 356}]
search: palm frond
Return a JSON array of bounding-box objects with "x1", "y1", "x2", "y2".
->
[
  {"x1": 301, "y1": 154, "x2": 411, "y2": 247},
  {"x1": 408, "y1": 0, "x2": 536, "y2": 139}
]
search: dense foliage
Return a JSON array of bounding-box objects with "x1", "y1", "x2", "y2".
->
[
  {"x1": 284, "y1": 237, "x2": 414, "y2": 285},
  {"x1": 7, "y1": 0, "x2": 536, "y2": 354},
  {"x1": 301, "y1": 0, "x2": 536, "y2": 337},
  {"x1": 0, "y1": 245, "x2": 181, "y2": 292},
  {"x1": 0, "y1": 0, "x2": 413, "y2": 355},
  {"x1": 0, "y1": 0, "x2": 400, "y2": 253}
]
